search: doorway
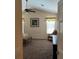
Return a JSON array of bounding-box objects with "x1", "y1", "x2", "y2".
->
[
  {"x1": 15, "y1": 0, "x2": 63, "y2": 59},
  {"x1": 22, "y1": 0, "x2": 58, "y2": 59}
]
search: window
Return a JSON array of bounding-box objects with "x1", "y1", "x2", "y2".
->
[{"x1": 46, "y1": 20, "x2": 56, "y2": 34}]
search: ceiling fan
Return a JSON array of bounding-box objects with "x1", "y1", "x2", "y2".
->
[{"x1": 24, "y1": 0, "x2": 36, "y2": 13}]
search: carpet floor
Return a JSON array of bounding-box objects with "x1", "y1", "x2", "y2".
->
[{"x1": 23, "y1": 39, "x2": 53, "y2": 59}]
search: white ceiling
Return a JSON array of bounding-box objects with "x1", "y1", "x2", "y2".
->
[{"x1": 22, "y1": 0, "x2": 59, "y2": 14}]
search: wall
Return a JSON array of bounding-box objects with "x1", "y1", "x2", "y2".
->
[
  {"x1": 22, "y1": 10, "x2": 56, "y2": 39},
  {"x1": 15, "y1": 0, "x2": 23, "y2": 59}
]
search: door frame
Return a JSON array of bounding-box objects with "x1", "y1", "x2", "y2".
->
[{"x1": 15, "y1": 0, "x2": 23, "y2": 59}]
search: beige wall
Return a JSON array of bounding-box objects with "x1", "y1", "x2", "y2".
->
[{"x1": 22, "y1": 10, "x2": 56, "y2": 39}]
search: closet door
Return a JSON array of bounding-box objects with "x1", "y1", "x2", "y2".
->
[{"x1": 57, "y1": 0, "x2": 63, "y2": 59}]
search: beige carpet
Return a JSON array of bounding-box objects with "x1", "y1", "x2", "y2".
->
[{"x1": 23, "y1": 39, "x2": 53, "y2": 59}]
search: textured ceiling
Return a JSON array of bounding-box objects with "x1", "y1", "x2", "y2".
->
[{"x1": 22, "y1": 0, "x2": 58, "y2": 14}]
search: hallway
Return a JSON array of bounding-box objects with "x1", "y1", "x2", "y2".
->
[{"x1": 23, "y1": 40, "x2": 53, "y2": 59}]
